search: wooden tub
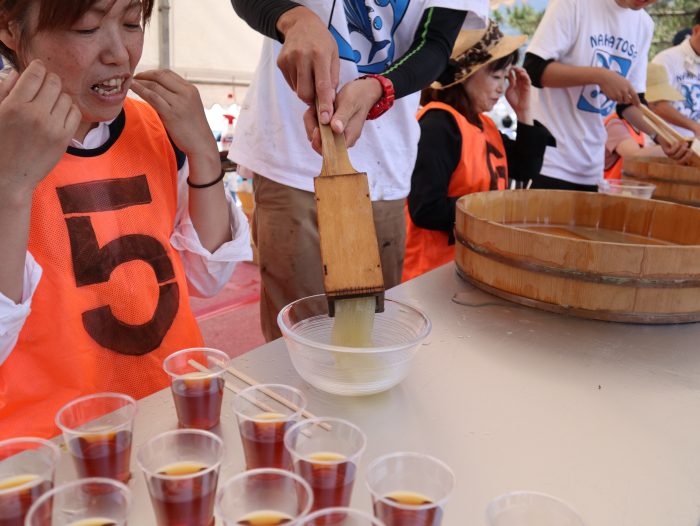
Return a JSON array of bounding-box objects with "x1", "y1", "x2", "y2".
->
[
  {"x1": 455, "y1": 190, "x2": 700, "y2": 324},
  {"x1": 622, "y1": 156, "x2": 700, "y2": 207}
]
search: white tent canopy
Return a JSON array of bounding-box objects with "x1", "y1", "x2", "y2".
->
[{"x1": 140, "y1": 0, "x2": 264, "y2": 107}]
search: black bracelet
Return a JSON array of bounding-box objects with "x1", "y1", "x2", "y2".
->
[{"x1": 186, "y1": 169, "x2": 226, "y2": 189}]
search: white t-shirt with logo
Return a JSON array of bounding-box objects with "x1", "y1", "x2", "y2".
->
[
  {"x1": 652, "y1": 38, "x2": 700, "y2": 137},
  {"x1": 527, "y1": 0, "x2": 653, "y2": 185},
  {"x1": 230, "y1": 0, "x2": 488, "y2": 201}
]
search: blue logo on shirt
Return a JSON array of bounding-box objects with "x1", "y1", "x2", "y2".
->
[
  {"x1": 679, "y1": 82, "x2": 700, "y2": 121},
  {"x1": 577, "y1": 50, "x2": 632, "y2": 116},
  {"x1": 330, "y1": 0, "x2": 410, "y2": 73}
]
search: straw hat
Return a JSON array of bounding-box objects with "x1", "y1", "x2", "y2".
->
[
  {"x1": 645, "y1": 63, "x2": 683, "y2": 103},
  {"x1": 432, "y1": 20, "x2": 527, "y2": 90}
]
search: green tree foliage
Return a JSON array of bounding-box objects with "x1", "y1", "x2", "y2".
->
[
  {"x1": 492, "y1": 6, "x2": 543, "y2": 38},
  {"x1": 647, "y1": 0, "x2": 696, "y2": 57},
  {"x1": 493, "y1": 1, "x2": 697, "y2": 59}
]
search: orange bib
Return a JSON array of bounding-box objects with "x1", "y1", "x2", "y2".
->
[
  {"x1": 0, "y1": 98, "x2": 204, "y2": 439},
  {"x1": 403, "y1": 102, "x2": 507, "y2": 281},
  {"x1": 604, "y1": 114, "x2": 644, "y2": 180}
]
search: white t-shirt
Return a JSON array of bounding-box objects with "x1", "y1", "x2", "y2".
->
[
  {"x1": 527, "y1": 0, "x2": 653, "y2": 185},
  {"x1": 652, "y1": 38, "x2": 700, "y2": 137},
  {"x1": 230, "y1": 0, "x2": 488, "y2": 201}
]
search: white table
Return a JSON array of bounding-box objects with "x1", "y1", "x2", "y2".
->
[{"x1": 53, "y1": 263, "x2": 700, "y2": 525}]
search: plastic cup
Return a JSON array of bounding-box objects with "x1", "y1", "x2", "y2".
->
[
  {"x1": 0, "y1": 437, "x2": 60, "y2": 526},
  {"x1": 300, "y1": 508, "x2": 386, "y2": 526},
  {"x1": 215, "y1": 468, "x2": 314, "y2": 525},
  {"x1": 55, "y1": 392, "x2": 136, "y2": 483},
  {"x1": 163, "y1": 347, "x2": 230, "y2": 430},
  {"x1": 486, "y1": 491, "x2": 585, "y2": 526},
  {"x1": 232, "y1": 383, "x2": 307, "y2": 470},
  {"x1": 284, "y1": 418, "x2": 366, "y2": 513},
  {"x1": 25, "y1": 477, "x2": 131, "y2": 526},
  {"x1": 136, "y1": 429, "x2": 224, "y2": 526},
  {"x1": 365, "y1": 452, "x2": 454, "y2": 526}
]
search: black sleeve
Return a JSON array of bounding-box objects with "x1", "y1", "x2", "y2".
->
[
  {"x1": 407, "y1": 110, "x2": 462, "y2": 240},
  {"x1": 502, "y1": 121, "x2": 556, "y2": 183},
  {"x1": 383, "y1": 8, "x2": 466, "y2": 99},
  {"x1": 231, "y1": 0, "x2": 300, "y2": 42},
  {"x1": 523, "y1": 52, "x2": 554, "y2": 89},
  {"x1": 617, "y1": 92, "x2": 648, "y2": 119}
]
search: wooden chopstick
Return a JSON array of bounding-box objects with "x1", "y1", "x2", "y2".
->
[
  {"x1": 210, "y1": 357, "x2": 331, "y2": 431},
  {"x1": 186, "y1": 359, "x2": 274, "y2": 413},
  {"x1": 639, "y1": 105, "x2": 676, "y2": 144}
]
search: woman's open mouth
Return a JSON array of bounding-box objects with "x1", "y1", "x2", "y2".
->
[{"x1": 91, "y1": 77, "x2": 126, "y2": 97}]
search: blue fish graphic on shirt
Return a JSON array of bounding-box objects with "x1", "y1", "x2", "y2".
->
[
  {"x1": 577, "y1": 50, "x2": 632, "y2": 116},
  {"x1": 330, "y1": 0, "x2": 411, "y2": 73}
]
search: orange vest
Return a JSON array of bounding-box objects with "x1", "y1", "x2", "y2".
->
[
  {"x1": 0, "y1": 98, "x2": 204, "y2": 440},
  {"x1": 604, "y1": 114, "x2": 644, "y2": 180},
  {"x1": 402, "y1": 102, "x2": 508, "y2": 282}
]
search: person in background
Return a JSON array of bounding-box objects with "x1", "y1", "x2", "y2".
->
[
  {"x1": 522, "y1": 0, "x2": 689, "y2": 191},
  {"x1": 229, "y1": 0, "x2": 489, "y2": 341},
  {"x1": 0, "y1": 0, "x2": 251, "y2": 439},
  {"x1": 604, "y1": 63, "x2": 694, "y2": 180},
  {"x1": 672, "y1": 27, "x2": 692, "y2": 47},
  {"x1": 651, "y1": 8, "x2": 700, "y2": 138},
  {"x1": 403, "y1": 22, "x2": 554, "y2": 282}
]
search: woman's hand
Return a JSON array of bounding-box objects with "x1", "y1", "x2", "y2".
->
[
  {"x1": 304, "y1": 76, "x2": 382, "y2": 155},
  {"x1": 131, "y1": 69, "x2": 219, "y2": 167},
  {"x1": 0, "y1": 60, "x2": 81, "y2": 201},
  {"x1": 505, "y1": 66, "x2": 532, "y2": 125}
]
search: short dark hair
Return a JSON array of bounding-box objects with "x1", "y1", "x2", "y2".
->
[
  {"x1": 694, "y1": 7, "x2": 700, "y2": 26},
  {"x1": 0, "y1": 0, "x2": 154, "y2": 69}
]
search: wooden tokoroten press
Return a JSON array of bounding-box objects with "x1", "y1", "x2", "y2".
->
[{"x1": 313, "y1": 103, "x2": 385, "y2": 317}]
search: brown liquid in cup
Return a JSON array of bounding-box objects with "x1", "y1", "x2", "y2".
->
[
  {"x1": 150, "y1": 461, "x2": 218, "y2": 526},
  {"x1": 171, "y1": 374, "x2": 224, "y2": 430},
  {"x1": 296, "y1": 452, "x2": 355, "y2": 512},
  {"x1": 373, "y1": 491, "x2": 442, "y2": 526},
  {"x1": 240, "y1": 413, "x2": 293, "y2": 470},
  {"x1": 68, "y1": 430, "x2": 132, "y2": 483},
  {"x1": 0, "y1": 474, "x2": 52, "y2": 526}
]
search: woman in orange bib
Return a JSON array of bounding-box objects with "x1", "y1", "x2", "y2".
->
[
  {"x1": 403, "y1": 21, "x2": 554, "y2": 282},
  {"x1": 0, "y1": 0, "x2": 251, "y2": 439}
]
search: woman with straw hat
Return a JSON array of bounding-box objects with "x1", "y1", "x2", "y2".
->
[
  {"x1": 604, "y1": 63, "x2": 695, "y2": 180},
  {"x1": 402, "y1": 21, "x2": 553, "y2": 282}
]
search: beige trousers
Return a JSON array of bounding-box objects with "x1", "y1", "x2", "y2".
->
[{"x1": 252, "y1": 174, "x2": 406, "y2": 341}]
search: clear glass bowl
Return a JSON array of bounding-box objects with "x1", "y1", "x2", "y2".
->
[
  {"x1": 277, "y1": 295, "x2": 431, "y2": 396},
  {"x1": 597, "y1": 179, "x2": 655, "y2": 199}
]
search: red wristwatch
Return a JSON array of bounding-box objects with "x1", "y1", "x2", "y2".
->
[{"x1": 360, "y1": 74, "x2": 395, "y2": 120}]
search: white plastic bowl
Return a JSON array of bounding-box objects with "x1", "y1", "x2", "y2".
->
[
  {"x1": 597, "y1": 179, "x2": 655, "y2": 199},
  {"x1": 277, "y1": 295, "x2": 431, "y2": 396}
]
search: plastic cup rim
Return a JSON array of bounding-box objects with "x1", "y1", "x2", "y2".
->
[
  {"x1": 135, "y1": 428, "x2": 225, "y2": 480},
  {"x1": 0, "y1": 437, "x2": 60, "y2": 495},
  {"x1": 215, "y1": 467, "x2": 314, "y2": 521},
  {"x1": 283, "y1": 417, "x2": 367, "y2": 464},
  {"x1": 300, "y1": 506, "x2": 385, "y2": 525},
  {"x1": 25, "y1": 476, "x2": 132, "y2": 524},
  {"x1": 54, "y1": 392, "x2": 137, "y2": 434},
  {"x1": 232, "y1": 383, "x2": 307, "y2": 421},
  {"x1": 365, "y1": 451, "x2": 455, "y2": 510},
  {"x1": 277, "y1": 294, "x2": 432, "y2": 355},
  {"x1": 485, "y1": 490, "x2": 584, "y2": 524},
  {"x1": 162, "y1": 347, "x2": 231, "y2": 378}
]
